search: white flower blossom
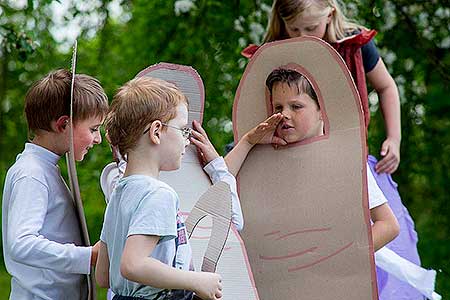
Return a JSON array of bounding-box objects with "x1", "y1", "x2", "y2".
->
[
  {"x1": 174, "y1": 0, "x2": 196, "y2": 16},
  {"x1": 249, "y1": 22, "x2": 265, "y2": 44}
]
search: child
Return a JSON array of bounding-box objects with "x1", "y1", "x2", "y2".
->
[
  {"x1": 242, "y1": 2, "x2": 424, "y2": 298},
  {"x1": 243, "y1": 0, "x2": 401, "y2": 174},
  {"x1": 226, "y1": 68, "x2": 399, "y2": 251},
  {"x1": 1, "y1": 69, "x2": 108, "y2": 299},
  {"x1": 95, "y1": 76, "x2": 241, "y2": 300}
]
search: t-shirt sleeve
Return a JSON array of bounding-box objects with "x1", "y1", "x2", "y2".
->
[
  {"x1": 367, "y1": 167, "x2": 388, "y2": 209},
  {"x1": 127, "y1": 187, "x2": 178, "y2": 241},
  {"x1": 362, "y1": 38, "x2": 380, "y2": 73}
]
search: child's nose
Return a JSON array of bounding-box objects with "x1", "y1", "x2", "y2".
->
[{"x1": 94, "y1": 132, "x2": 102, "y2": 144}]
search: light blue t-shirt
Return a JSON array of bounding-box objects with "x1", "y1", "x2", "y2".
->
[{"x1": 100, "y1": 174, "x2": 190, "y2": 298}]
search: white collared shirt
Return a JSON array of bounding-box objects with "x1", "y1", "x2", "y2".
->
[{"x1": 2, "y1": 143, "x2": 92, "y2": 300}]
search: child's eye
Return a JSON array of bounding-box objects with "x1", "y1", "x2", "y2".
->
[
  {"x1": 90, "y1": 127, "x2": 100, "y2": 133},
  {"x1": 274, "y1": 106, "x2": 282, "y2": 112},
  {"x1": 306, "y1": 26, "x2": 317, "y2": 32},
  {"x1": 292, "y1": 104, "x2": 303, "y2": 110}
]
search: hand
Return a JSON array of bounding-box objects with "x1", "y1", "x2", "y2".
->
[
  {"x1": 194, "y1": 272, "x2": 223, "y2": 300},
  {"x1": 375, "y1": 137, "x2": 400, "y2": 174},
  {"x1": 91, "y1": 241, "x2": 101, "y2": 266},
  {"x1": 244, "y1": 113, "x2": 286, "y2": 146},
  {"x1": 190, "y1": 120, "x2": 220, "y2": 166}
]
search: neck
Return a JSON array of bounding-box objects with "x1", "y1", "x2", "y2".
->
[
  {"x1": 124, "y1": 149, "x2": 160, "y2": 179},
  {"x1": 32, "y1": 132, "x2": 68, "y2": 157}
]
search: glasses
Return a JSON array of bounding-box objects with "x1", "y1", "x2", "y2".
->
[{"x1": 143, "y1": 122, "x2": 192, "y2": 139}]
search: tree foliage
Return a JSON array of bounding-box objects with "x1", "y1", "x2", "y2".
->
[{"x1": 0, "y1": 0, "x2": 449, "y2": 297}]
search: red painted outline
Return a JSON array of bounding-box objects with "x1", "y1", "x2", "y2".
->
[
  {"x1": 259, "y1": 247, "x2": 317, "y2": 261},
  {"x1": 287, "y1": 241, "x2": 354, "y2": 272},
  {"x1": 275, "y1": 227, "x2": 331, "y2": 240}
]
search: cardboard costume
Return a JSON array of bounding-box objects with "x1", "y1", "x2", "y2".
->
[
  {"x1": 66, "y1": 40, "x2": 96, "y2": 300},
  {"x1": 234, "y1": 37, "x2": 377, "y2": 299},
  {"x1": 135, "y1": 64, "x2": 258, "y2": 299}
]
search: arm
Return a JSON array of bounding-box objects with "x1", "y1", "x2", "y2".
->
[
  {"x1": 224, "y1": 113, "x2": 285, "y2": 176},
  {"x1": 120, "y1": 234, "x2": 223, "y2": 300},
  {"x1": 6, "y1": 177, "x2": 91, "y2": 274},
  {"x1": 95, "y1": 241, "x2": 110, "y2": 288},
  {"x1": 190, "y1": 120, "x2": 244, "y2": 231},
  {"x1": 366, "y1": 58, "x2": 401, "y2": 174},
  {"x1": 370, "y1": 203, "x2": 399, "y2": 251}
]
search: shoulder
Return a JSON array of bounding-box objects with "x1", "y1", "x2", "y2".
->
[
  {"x1": 6, "y1": 156, "x2": 50, "y2": 188},
  {"x1": 119, "y1": 176, "x2": 179, "y2": 205}
]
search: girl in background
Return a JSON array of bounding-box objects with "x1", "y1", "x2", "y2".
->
[{"x1": 239, "y1": 1, "x2": 422, "y2": 299}]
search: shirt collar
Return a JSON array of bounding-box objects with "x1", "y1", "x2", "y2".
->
[{"x1": 20, "y1": 142, "x2": 61, "y2": 165}]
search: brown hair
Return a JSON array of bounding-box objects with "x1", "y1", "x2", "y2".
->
[
  {"x1": 24, "y1": 69, "x2": 108, "y2": 136},
  {"x1": 105, "y1": 76, "x2": 188, "y2": 158},
  {"x1": 263, "y1": 0, "x2": 360, "y2": 43},
  {"x1": 266, "y1": 68, "x2": 318, "y2": 106}
]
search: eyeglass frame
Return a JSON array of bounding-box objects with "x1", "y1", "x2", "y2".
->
[{"x1": 143, "y1": 122, "x2": 192, "y2": 139}]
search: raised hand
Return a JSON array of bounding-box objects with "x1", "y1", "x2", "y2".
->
[
  {"x1": 190, "y1": 120, "x2": 220, "y2": 166},
  {"x1": 375, "y1": 137, "x2": 400, "y2": 174}
]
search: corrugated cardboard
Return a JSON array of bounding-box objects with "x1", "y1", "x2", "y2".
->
[
  {"x1": 233, "y1": 37, "x2": 376, "y2": 300},
  {"x1": 137, "y1": 64, "x2": 257, "y2": 299}
]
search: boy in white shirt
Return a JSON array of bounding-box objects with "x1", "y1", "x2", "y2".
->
[
  {"x1": 2, "y1": 69, "x2": 109, "y2": 299},
  {"x1": 96, "y1": 77, "x2": 241, "y2": 300}
]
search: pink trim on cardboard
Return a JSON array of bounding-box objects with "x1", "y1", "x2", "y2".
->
[
  {"x1": 136, "y1": 62, "x2": 205, "y2": 124},
  {"x1": 275, "y1": 227, "x2": 332, "y2": 240},
  {"x1": 231, "y1": 226, "x2": 260, "y2": 300},
  {"x1": 190, "y1": 235, "x2": 212, "y2": 240},
  {"x1": 263, "y1": 230, "x2": 281, "y2": 237},
  {"x1": 259, "y1": 247, "x2": 317, "y2": 261},
  {"x1": 232, "y1": 36, "x2": 377, "y2": 299},
  {"x1": 287, "y1": 241, "x2": 354, "y2": 272}
]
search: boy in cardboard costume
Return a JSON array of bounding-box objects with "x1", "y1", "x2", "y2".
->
[{"x1": 227, "y1": 37, "x2": 398, "y2": 300}]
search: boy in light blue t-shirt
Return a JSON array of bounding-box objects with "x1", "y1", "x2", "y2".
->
[{"x1": 96, "y1": 76, "x2": 238, "y2": 300}]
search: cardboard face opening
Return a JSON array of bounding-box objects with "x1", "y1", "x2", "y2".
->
[{"x1": 265, "y1": 65, "x2": 329, "y2": 147}]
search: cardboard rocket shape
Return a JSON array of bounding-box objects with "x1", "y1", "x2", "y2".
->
[
  {"x1": 233, "y1": 37, "x2": 377, "y2": 299},
  {"x1": 136, "y1": 64, "x2": 254, "y2": 291}
]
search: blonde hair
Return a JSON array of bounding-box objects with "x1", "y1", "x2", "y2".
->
[
  {"x1": 105, "y1": 76, "x2": 188, "y2": 158},
  {"x1": 25, "y1": 69, "x2": 108, "y2": 136},
  {"x1": 264, "y1": 0, "x2": 360, "y2": 43}
]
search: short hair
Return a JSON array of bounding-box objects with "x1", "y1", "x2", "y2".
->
[
  {"x1": 266, "y1": 68, "x2": 318, "y2": 106},
  {"x1": 24, "y1": 69, "x2": 109, "y2": 135},
  {"x1": 105, "y1": 76, "x2": 188, "y2": 158}
]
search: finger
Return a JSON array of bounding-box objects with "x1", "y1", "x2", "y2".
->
[
  {"x1": 376, "y1": 159, "x2": 396, "y2": 174},
  {"x1": 192, "y1": 120, "x2": 208, "y2": 136},
  {"x1": 380, "y1": 142, "x2": 390, "y2": 157},
  {"x1": 272, "y1": 136, "x2": 288, "y2": 145}
]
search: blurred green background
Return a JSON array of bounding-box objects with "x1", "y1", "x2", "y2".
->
[{"x1": 1, "y1": 0, "x2": 449, "y2": 298}]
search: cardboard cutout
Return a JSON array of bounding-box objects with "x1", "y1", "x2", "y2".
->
[
  {"x1": 233, "y1": 37, "x2": 377, "y2": 299},
  {"x1": 66, "y1": 40, "x2": 96, "y2": 300},
  {"x1": 136, "y1": 64, "x2": 257, "y2": 298}
]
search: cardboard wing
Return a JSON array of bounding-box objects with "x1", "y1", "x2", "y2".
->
[
  {"x1": 136, "y1": 64, "x2": 257, "y2": 299},
  {"x1": 233, "y1": 37, "x2": 376, "y2": 299},
  {"x1": 66, "y1": 40, "x2": 96, "y2": 300}
]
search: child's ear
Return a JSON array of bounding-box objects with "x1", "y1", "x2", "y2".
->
[
  {"x1": 327, "y1": 7, "x2": 335, "y2": 23},
  {"x1": 55, "y1": 116, "x2": 70, "y2": 132},
  {"x1": 148, "y1": 121, "x2": 162, "y2": 145}
]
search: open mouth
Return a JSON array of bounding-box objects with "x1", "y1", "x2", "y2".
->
[{"x1": 280, "y1": 123, "x2": 294, "y2": 130}]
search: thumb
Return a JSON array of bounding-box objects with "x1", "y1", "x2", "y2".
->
[
  {"x1": 272, "y1": 136, "x2": 287, "y2": 145},
  {"x1": 380, "y1": 142, "x2": 389, "y2": 156}
]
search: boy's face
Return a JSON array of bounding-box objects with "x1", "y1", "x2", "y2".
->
[
  {"x1": 73, "y1": 115, "x2": 103, "y2": 161},
  {"x1": 272, "y1": 82, "x2": 323, "y2": 144},
  {"x1": 159, "y1": 104, "x2": 189, "y2": 171}
]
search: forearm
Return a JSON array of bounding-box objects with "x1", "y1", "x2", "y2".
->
[
  {"x1": 204, "y1": 157, "x2": 244, "y2": 231},
  {"x1": 371, "y1": 220, "x2": 399, "y2": 251},
  {"x1": 121, "y1": 256, "x2": 199, "y2": 292},
  {"x1": 378, "y1": 84, "x2": 401, "y2": 143},
  {"x1": 9, "y1": 235, "x2": 92, "y2": 274},
  {"x1": 224, "y1": 135, "x2": 254, "y2": 176}
]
